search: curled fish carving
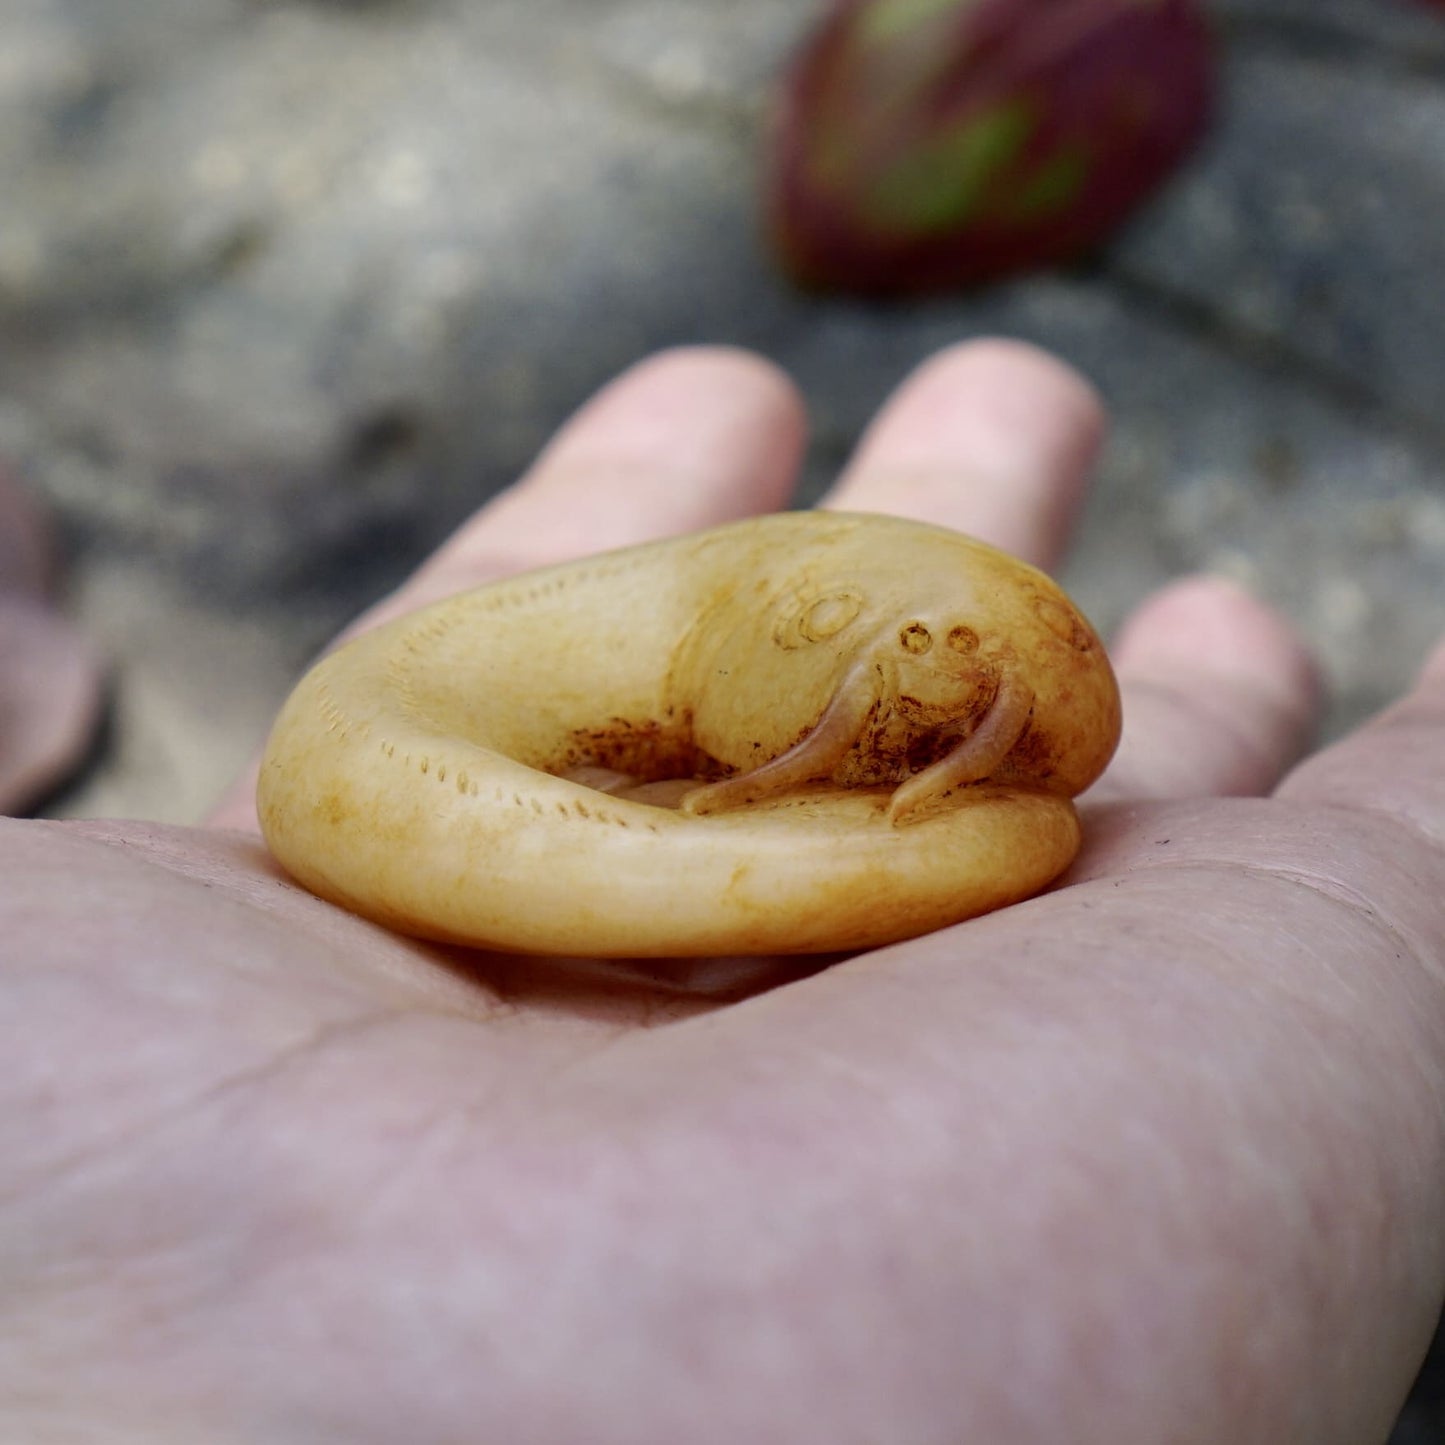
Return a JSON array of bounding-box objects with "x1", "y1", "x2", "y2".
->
[{"x1": 258, "y1": 512, "x2": 1120, "y2": 956}]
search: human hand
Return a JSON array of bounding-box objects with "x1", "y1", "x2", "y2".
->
[{"x1": 4, "y1": 343, "x2": 1442, "y2": 1444}]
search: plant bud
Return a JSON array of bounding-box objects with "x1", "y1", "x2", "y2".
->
[{"x1": 764, "y1": 0, "x2": 1215, "y2": 294}]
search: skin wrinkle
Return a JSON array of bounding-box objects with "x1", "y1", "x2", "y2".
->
[
  {"x1": 530, "y1": 1015, "x2": 673, "y2": 1100},
  {"x1": 235, "y1": 1028, "x2": 544, "y2": 1252},
  {"x1": 1099, "y1": 864, "x2": 1435, "y2": 1027},
  {"x1": 58, "y1": 819, "x2": 517, "y2": 1020},
  {"x1": 1055, "y1": 860, "x2": 1445, "y2": 1150},
  {"x1": 338, "y1": 1107, "x2": 488, "y2": 1240},
  {"x1": 6, "y1": 1020, "x2": 557, "y2": 1423},
  {"x1": 0, "y1": 1010, "x2": 416, "y2": 1214},
  {"x1": 1102, "y1": 811, "x2": 1445, "y2": 999}
]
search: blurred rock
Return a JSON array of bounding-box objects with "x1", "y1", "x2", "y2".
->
[{"x1": 1114, "y1": 14, "x2": 1445, "y2": 425}]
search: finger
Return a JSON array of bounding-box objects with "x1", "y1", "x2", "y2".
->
[
  {"x1": 0, "y1": 598, "x2": 105, "y2": 815},
  {"x1": 208, "y1": 347, "x2": 806, "y2": 832},
  {"x1": 1275, "y1": 634, "x2": 1445, "y2": 843},
  {"x1": 356, "y1": 345, "x2": 807, "y2": 633},
  {"x1": 821, "y1": 338, "x2": 1105, "y2": 570},
  {"x1": 1087, "y1": 576, "x2": 1320, "y2": 804},
  {"x1": 0, "y1": 465, "x2": 55, "y2": 598}
]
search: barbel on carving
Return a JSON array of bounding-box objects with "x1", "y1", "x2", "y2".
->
[{"x1": 257, "y1": 512, "x2": 1121, "y2": 957}]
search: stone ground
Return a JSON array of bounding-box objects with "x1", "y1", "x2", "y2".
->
[{"x1": 2, "y1": 0, "x2": 1443, "y2": 1433}]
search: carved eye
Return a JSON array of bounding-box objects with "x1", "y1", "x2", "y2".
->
[
  {"x1": 773, "y1": 588, "x2": 864, "y2": 649},
  {"x1": 804, "y1": 593, "x2": 862, "y2": 640},
  {"x1": 899, "y1": 622, "x2": 933, "y2": 654},
  {"x1": 947, "y1": 625, "x2": 980, "y2": 655}
]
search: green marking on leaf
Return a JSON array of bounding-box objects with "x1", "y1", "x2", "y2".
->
[
  {"x1": 863, "y1": 101, "x2": 1034, "y2": 235},
  {"x1": 857, "y1": 0, "x2": 977, "y2": 49},
  {"x1": 997, "y1": 147, "x2": 1090, "y2": 222}
]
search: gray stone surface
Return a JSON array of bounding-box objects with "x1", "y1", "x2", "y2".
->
[{"x1": 1, "y1": 0, "x2": 1442, "y2": 1429}]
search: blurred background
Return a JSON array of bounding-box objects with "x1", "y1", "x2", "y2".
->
[{"x1": 1, "y1": 0, "x2": 1443, "y2": 1434}]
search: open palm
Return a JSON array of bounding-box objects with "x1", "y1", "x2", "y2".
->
[{"x1": 4, "y1": 343, "x2": 1443, "y2": 1444}]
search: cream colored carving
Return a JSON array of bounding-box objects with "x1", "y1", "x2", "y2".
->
[{"x1": 257, "y1": 513, "x2": 1121, "y2": 957}]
